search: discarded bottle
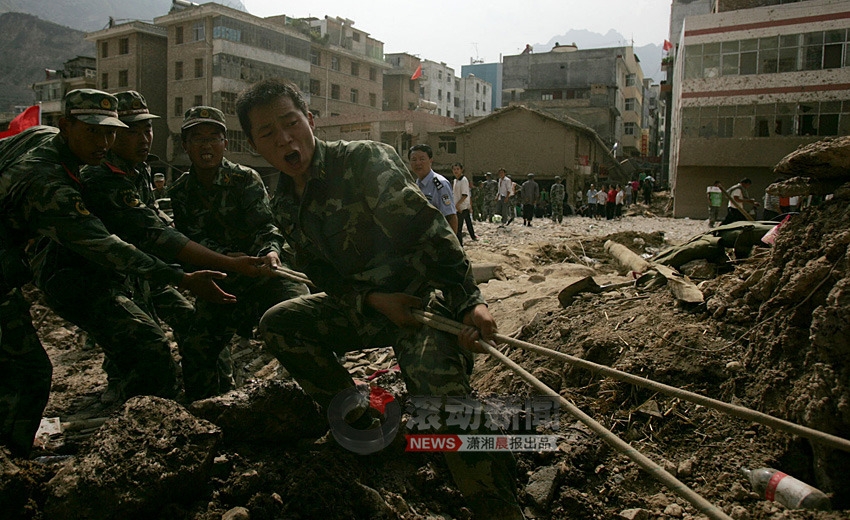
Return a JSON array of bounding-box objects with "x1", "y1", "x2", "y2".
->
[{"x1": 741, "y1": 467, "x2": 831, "y2": 511}]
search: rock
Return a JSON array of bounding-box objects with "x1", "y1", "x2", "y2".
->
[
  {"x1": 729, "y1": 481, "x2": 749, "y2": 501},
  {"x1": 189, "y1": 380, "x2": 326, "y2": 443},
  {"x1": 725, "y1": 361, "x2": 742, "y2": 372},
  {"x1": 645, "y1": 492, "x2": 670, "y2": 509},
  {"x1": 662, "y1": 458, "x2": 678, "y2": 476},
  {"x1": 222, "y1": 506, "x2": 250, "y2": 520},
  {"x1": 730, "y1": 504, "x2": 750, "y2": 519},
  {"x1": 528, "y1": 274, "x2": 546, "y2": 283},
  {"x1": 531, "y1": 367, "x2": 561, "y2": 393},
  {"x1": 356, "y1": 482, "x2": 394, "y2": 518},
  {"x1": 663, "y1": 503, "x2": 684, "y2": 517},
  {"x1": 525, "y1": 465, "x2": 560, "y2": 508},
  {"x1": 45, "y1": 396, "x2": 222, "y2": 520},
  {"x1": 677, "y1": 458, "x2": 694, "y2": 478},
  {"x1": 619, "y1": 508, "x2": 649, "y2": 520}
]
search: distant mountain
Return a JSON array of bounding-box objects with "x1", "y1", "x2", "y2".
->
[
  {"x1": 534, "y1": 29, "x2": 664, "y2": 83},
  {"x1": 0, "y1": 0, "x2": 246, "y2": 32},
  {"x1": 0, "y1": 12, "x2": 94, "y2": 111}
]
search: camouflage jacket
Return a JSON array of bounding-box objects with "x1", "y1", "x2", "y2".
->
[
  {"x1": 169, "y1": 157, "x2": 283, "y2": 258},
  {"x1": 0, "y1": 132, "x2": 183, "y2": 288},
  {"x1": 550, "y1": 183, "x2": 566, "y2": 203},
  {"x1": 482, "y1": 179, "x2": 498, "y2": 200},
  {"x1": 79, "y1": 152, "x2": 188, "y2": 261},
  {"x1": 270, "y1": 138, "x2": 484, "y2": 319}
]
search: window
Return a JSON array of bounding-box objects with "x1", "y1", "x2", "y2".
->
[
  {"x1": 484, "y1": 86, "x2": 487, "y2": 95},
  {"x1": 175, "y1": 61, "x2": 183, "y2": 80},
  {"x1": 311, "y1": 50, "x2": 321, "y2": 66},
  {"x1": 118, "y1": 69, "x2": 128, "y2": 87},
  {"x1": 194, "y1": 95, "x2": 203, "y2": 106},
  {"x1": 193, "y1": 21, "x2": 205, "y2": 41},
  {"x1": 350, "y1": 88, "x2": 359, "y2": 103},
  {"x1": 226, "y1": 129, "x2": 249, "y2": 154},
  {"x1": 369, "y1": 67, "x2": 377, "y2": 81},
  {"x1": 351, "y1": 62, "x2": 359, "y2": 76},
  {"x1": 483, "y1": 102, "x2": 486, "y2": 111},
  {"x1": 624, "y1": 122, "x2": 638, "y2": 135},
  {"x1": 437, "y1": 89, "x2": 442, "y2": 100},
  {"x1": 369, "y1": 92, "x2": 377, "y2": 107},
  {"x1": 195, "y1": 58, "x2": 204, "y2": 78},
  {"x1": 447, "y1": 110, "x2": 451, "y2": 118},
  {"x1": 625, "y1": 98, "x2": 636, "y2": 111},
  {"x1": 100, "y1": 41, "x2": 108, "y2": 58},
  {"x1": 352, "y1": 32, "x2": 361, "y2": 42},
  {"x1": 475, "y1": 100, "x2": 480, "y2": 110},
  {"x1": 100, "y1": 72, "x2": 108, "y2": 89},
  {"x1": 119, "y1": 38, "x2": 129, "y2": 55},
  {"x1": 220, "y1": 91, "x2": 237, "y2": 114},
  {"x1": 438, "y1": 136, "x2": 457, "y2": 154},
  {"x1": 174, "y1": 97, "x2": 183, "y2": 117},
  {"x1": 331, "y1": 84, "x2": 340, "y2": 100},
  {"x1": 625, "y1": 73, "x2": 636, "y2": 86},
  {"x1": 175, "y1": 26, "x2": 184, "y2": 44},
  {"x1": 438, "y1": 70, "x2": 442, "y2": 80},
  {"x1": 475, "y1": 83, "x2": 480, "y2": 93},
  {"x1": 542, "y1": 93, "x2": 553, "y2": 101},
  {"x1": 310, "y1": 79, "x2": 321, "y2": 96},
  {"x1": 331, "y1": 56, "x2": 340, "y2": 71},
  {"x1": 447, "y1": 92, "x2": 451, "y2": 102}
]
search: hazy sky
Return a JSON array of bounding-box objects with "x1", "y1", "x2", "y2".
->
[{"x1": 242, "y1": 0, "x2": 672, "y2": 72}]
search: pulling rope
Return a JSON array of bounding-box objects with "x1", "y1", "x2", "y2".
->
[
  {"x1": 413, "y1": 310, "x2": 850, "y2": 454},
  {"x1": 412, "y1": 309, "x2": 733, "y2": 520}
]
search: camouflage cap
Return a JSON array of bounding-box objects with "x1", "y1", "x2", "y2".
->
[
  {"x1": 554, "y1": 176, "x2": 562, "y2": 181},
  {"x1": 64, "y1": 89, "x2": 127, "y2": 127},
  {"x1": 116, "y1": 91, "x2": 160, "y2": 123},
  {"x1": 527, "y1": 173, "x2": 535, "y2": 177},
  {"x1": 181, "y1": 106, "x2": 226, "y2": 131}
]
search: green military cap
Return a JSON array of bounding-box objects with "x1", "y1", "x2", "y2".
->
[
  {"x1": 527, "y1": 173, "x2": 535, "y2": 177},
  {"x1": 181, "y1": 106, "x2": 226, "y2": 131},
  {"x1": 554, "y1": 176, "x2": 562, "y2": 181},
  {"x1": 64, "y1": 89, "x2": 127, "y2": 127},
  {"x1": 116, "y1": 91, "x2": 160, "y2": 123}
]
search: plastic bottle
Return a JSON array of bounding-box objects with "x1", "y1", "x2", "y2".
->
[{"x1": 741, "y1": 467, "x2": 831, "y2": 511}]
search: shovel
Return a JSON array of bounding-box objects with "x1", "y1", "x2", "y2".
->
[{"x1": 558, "y1": 276, "x2": 637, "y2": 307}]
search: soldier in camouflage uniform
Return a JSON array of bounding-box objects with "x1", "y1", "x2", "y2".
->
[
  {"x1": 550, "y1": 176, "x2": 566, "y2": 223},
  {"x1": 481, "y1": 171, "x2": 497, "y2": 222},
  {"x1": 32, "y1": 91, "x2": 268, "y2": 405},
  {"x1": 169, "y1": 106, "x2": 308, "y2": 401},
  {"x1": 0, "y1": 89, "x2": 245, "y2": 458},
  {"x1": 236, "y1": 79, "x2": 523, "y2": 519}
]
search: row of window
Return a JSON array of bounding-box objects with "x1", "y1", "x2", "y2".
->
[
  {"x1": 174, "y1": 59, "x2": 205, "y2": 80},
  {"x1": 100, "y1": 38, "x2": 129, "y2": 58},
  {"x1": 311, "y1": 51, "x2": 380, "y2": 82},
  {"x1": 101, "y1": 70, "x2": 129, "y2": 89},
  {"x1": 684, "y1": 28, "x2": 850, "y2": 79},
  {"x1": 309, "y1": 79, "x2": 378, "y2": 107},
  {"x1": 211, "y1": 16, "x2": 310, "y2": 61},
  {"x1": 212, "y1": 53, "x2": 310, "y2": 93},
  {"x1": 680, "y1": 100, "x2": 850, "y2": 138},
  {"x1": 173, "y1": 95, "x2": 207, "y2": 117}
]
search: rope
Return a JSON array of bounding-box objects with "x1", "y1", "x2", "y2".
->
[{"x1": 412, "y1": 309, "x2": 732, "y2": 520}]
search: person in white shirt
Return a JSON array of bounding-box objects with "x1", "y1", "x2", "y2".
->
[
  {"x1": 451, "y1": 162, "x2": 477, "y2": 245},
  {"x1": 494, "y1": 168, "x2": 512, "y2": 227}
]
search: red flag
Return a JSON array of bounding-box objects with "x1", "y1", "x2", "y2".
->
[
  {"x1": 0, "y1": 105, "x2": 41, "y2": 139},
  {"x1": 410, "y1": 64, "x2": 422, "y2": 80},
  {"x1": 663, "y1": 40, "x2": 673, "y2": 52}
]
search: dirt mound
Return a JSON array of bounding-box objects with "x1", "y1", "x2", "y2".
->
[{"x1": 2, "y1": 190, "x2": 849, "y2": 519}]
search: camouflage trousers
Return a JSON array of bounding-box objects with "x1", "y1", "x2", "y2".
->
[
  {"x1": 551, "y1": 197, "x2": 565, "y2": 223},
  {"x1": 0, "y1": 288, "x2": 52, "y2": 458},
  {"x1": 260, "y1": 291, "x2": 522, "y2": 519},
  {"x1": 180, "y1": 276, "x2": 308, "y2": 401},
  {"x1": 38, "y1": 269, "x2": 178, "y2": 400},
  {"x1": 481, "y1": 199, "x2": 495, "y2": 223}
]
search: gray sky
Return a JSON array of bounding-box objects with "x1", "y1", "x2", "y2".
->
[{"x1": 243, "y1": 0, "x2": 672, "y2": 71}]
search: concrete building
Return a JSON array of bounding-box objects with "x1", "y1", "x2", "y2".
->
[
  {"x1": 296, "y1": 15, "x2": 390, "y2": 118},
  {"x1": 427, "y1": 104, "x2": 622, "y2": 208},
  {"x1": 84, "y1": 21, "x2": 169, "y2": 159},
  {"x1": 459, "y1": 73, "x2": 491, "y2": 122},
  {"x1": 153, "y1": 3, "x2": 311, "y2": 171},
  {"x1": 31, "y1": 56, "x2": 98, "y2": 127},
  {"x1": 502, "y1": 45, "x2": 646, "y2": 158},
  {"x1": 461, "y1": 62, "x2": 503, "y2": 112},
  {"x1": 668, "y1": 0, "x2": 850, "y2": 218},
  {"x1": 384, "y1": 52, "x2": 423, "y2": 113}
]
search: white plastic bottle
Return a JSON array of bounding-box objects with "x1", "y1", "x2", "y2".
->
[{"x1": 741, "y1": 467, "x2": 831, "y2": 511}]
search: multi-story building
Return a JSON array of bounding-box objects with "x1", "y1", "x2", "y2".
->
[
  {"x1": 84, "y1": 20, "x2": 168, "y2": 158},
  {"x1": 419, "y1": 60, "x2": 457, "y2": 119},
  {"x1": 502, "y1": 45, "x2": 646, "y2": 158},
  {"x1": 153, "y1": 3, "x2": 311, "y2": 172},
  {"x1": 31, "y1": 56, "x2": 98, "y2": 127},
  {"x1": 461, "y1": 62, "x2": 502, "y2": 112},
  {"x1": 296, "y1": 16, "x2": 389, "y2": 118},
  {"x1": 668, "y1": 0, "x2": 850, "y2": 218},
  {"x1": 383, "y1": 52, "x2": 422, "y2": 112},
  {"x1": 459, "y1": 73, "x2": 491, "y2": 122}
]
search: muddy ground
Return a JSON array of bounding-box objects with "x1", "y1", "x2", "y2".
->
[{"x1": 1, "y1": 190, "x2": 848, "y2": 520}]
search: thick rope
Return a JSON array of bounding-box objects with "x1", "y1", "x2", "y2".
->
[{"x1": 412, "y1": 309, "x2": 732, "y2": 520}]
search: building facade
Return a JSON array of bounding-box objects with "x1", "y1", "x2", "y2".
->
[
  {"x1": 84, "y1": 21, "x2": 169, "y2": 159},
  {"x1": 502, "y1": 45, "x2": 646, "y2": 158},
  {"x1": 461, "y1": 62, "x2": 503, "y2": 112},
  {"x1": 31, "y1": 56, "x2": 98, "y2": 127},
  {"x1": 668, "y1": 0, "x2": 850, "y2": 218}
]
